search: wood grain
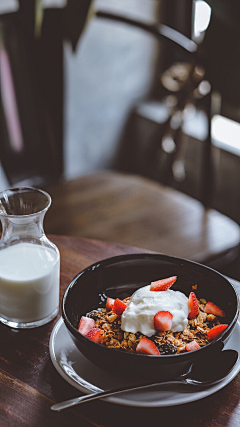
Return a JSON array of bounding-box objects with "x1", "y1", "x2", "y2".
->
[
  {"x1": 0, "y1": 236, "x2": 146, "y2": 427},
  {"x1": 44, "y1": 171, "x2": 240, "y2": 267},
  {"x1": 0, "y1": 235, "x2": 239, "y2": 427}
]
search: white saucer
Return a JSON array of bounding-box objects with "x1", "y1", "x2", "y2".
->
[{"x1": 49, "y1": 317, "x2": 240, "y2": 408}]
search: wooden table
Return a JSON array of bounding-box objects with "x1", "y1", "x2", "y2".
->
[{"x1": 0, "y1": 235, "x2": 240, "y2": 427}]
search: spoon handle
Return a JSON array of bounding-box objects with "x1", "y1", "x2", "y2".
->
[
  {"x1": 51, "y1": 349, "x2": 238, "y2": 411},
  {"x1": 51, "y1": 379, "x2": 185, "y2": 411}
]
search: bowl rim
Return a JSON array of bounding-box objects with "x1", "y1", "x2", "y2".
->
[{"x1": 62, "y1": 253, "x2": 240, "y2": 360}]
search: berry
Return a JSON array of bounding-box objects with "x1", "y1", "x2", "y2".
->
[
  {"x1": 154, "y1": 311, "x2": 173, "y2": 331},
  {"x1": 150, "y1": 276, "x2": 177, "y2": 291},
  {"x1": 204, "y1": 302, "x2": 225, "y2": 317},
  {"x1": 188, "y1": 292, "x2": 199, "y2": 319},
  {"x1": 78, "y1": 316, "x2": 95, "y2": 335},
  {"x1": 136, "y1": 337, "x2": 160, "y2": 355},
  {"x1": 185, "y1": 340, "x2": 201, "y2": 352},
  {"x1": 158, "y1": 343, "x2": 177, "y2": 355},
  {"x1": 87, "y1": 310, "x2": 100, "y2": 321},
  {"x1": 85, "y1": 327, "x2": 102, "y2": 343},
  {"x1": 207, "y1": 324, "x2": 228, "y2": 340},
  {"x1": 112, "y1": 298, "x2": 127, "y2": 317},
  {"x1": 106, "y1": 297, "x2": 115, "y2": 311}
]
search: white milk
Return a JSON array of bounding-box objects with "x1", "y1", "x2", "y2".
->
[{"x1": 0, "y1": 242, "x2": 60, "y2": 323}]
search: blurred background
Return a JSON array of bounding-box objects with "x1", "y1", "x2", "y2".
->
[{"x1": 1, "y1": 0, "x2": 240, "y2": 278}]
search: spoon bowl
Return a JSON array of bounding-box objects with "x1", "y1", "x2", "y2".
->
[
  {"x1": 51, "y1": 349, "x2": 238, "y2": 411},
  {"x1": 188, "y1": 349, "x2": 238, "y2": 385}
]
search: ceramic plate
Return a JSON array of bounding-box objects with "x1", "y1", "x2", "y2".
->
[{"x1": 49, "y1": 317, "x2": 240, "y2": 407}]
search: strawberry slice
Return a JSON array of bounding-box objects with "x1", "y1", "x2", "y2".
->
[
  {"x1": 207, "y1": 324, "x2": 228, "y2": 340},
  {"x1": 204, "y1": 301, "x2": 225, "y2": 317},
  {"x1": 136, "y1": 337, "x2": 160, "y2": 355},
  {"x1": 112, "y1": 298, "x2": 127, "y2": 317},
  {"x1": 85, "y1": 327, "x2": 102, "y2": 343},
  {"x1": 78, "y1": 316, "x2": 95, "y2": 336},
  {"x1": 150, "y1": 276, "x2": 177, "y2": 291},
  {"x1": 106, "y1": 297, "x2": 115, "y2": 311},
  {"x1": 185, "y1": 340, "x2": 201, "y2": 352},
  {"x1": 154, "y1": 311, "x2": 173, "y2": 331},
  {"x1": 188, "y1": 292, "x2": 199, "y2": 319}
]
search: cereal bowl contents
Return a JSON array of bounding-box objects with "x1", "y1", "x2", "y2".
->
[
  {"x1": 78, "y1": 277, "x2": 228, "y2": 356},
  {"x1": 62, "y1": 254, "x2": 239, "y2": 380}
]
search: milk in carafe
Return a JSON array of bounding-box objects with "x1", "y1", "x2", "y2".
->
[{"x1": 0, "y1": 242, "x2": 60, "y2": 323}]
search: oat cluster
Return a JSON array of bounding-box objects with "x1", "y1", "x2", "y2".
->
[{"x1": 87, "y1": 297, "x2": 220, "y2": 354}]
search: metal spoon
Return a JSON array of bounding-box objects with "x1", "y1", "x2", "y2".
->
[{"x1": 51, "y1": 349, "x2": 238, "y2": 411}]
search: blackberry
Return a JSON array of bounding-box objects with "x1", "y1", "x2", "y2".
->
[
  {"x1": 111, "y1": 319, "x2": 121, "y2": 329},
  {"x1": 87, "y1": 310, "x2": 100, "y2": 321},
  {"x1": 158, "y1": 343, "x2": 178, "y2": 355}
]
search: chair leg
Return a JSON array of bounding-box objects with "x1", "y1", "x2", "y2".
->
[{"x1": 201, "y1": 89, "x2": 213, "y2": 207}]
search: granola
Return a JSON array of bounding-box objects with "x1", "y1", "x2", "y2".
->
[
  {"x1": 78, "y1": 277, "x2": 228, "y2": 355},
  {"x1": 86, "y1": 296, "x2": 221, "y2": 354}
]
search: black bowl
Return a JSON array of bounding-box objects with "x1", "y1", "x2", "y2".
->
[{"x1": 62, "y1": 254, "x2": 239, "y2": 380}]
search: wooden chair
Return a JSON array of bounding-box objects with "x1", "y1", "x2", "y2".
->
[{"x1": 43, "y1": 11, "x2": 239, "y2": 275}]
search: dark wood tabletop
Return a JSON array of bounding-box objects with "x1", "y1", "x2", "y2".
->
[{"x1": 0, "y1": 234, "x2": 240, "y2": 427}]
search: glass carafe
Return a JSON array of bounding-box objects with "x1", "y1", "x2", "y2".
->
[{"x1": 0, "y1": 187, "x2": 60, "y2": 328}]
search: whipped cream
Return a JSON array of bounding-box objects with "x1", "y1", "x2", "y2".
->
[{"x1": 121, "y1": 285, "x2": 190, "y2": 337}]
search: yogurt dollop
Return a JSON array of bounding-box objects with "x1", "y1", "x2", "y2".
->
[{"x1": 121, "y1": 285, "x2": 190, "y2": 337}]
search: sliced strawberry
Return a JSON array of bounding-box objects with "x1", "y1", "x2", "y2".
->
[
  {"x1": 204, "y1": 301, "x2": 225, "y2": 317},
  {"x1": 185, "y1": 340, "x2": 201, "y2": 352},
  {"x1": 106, "y1": 297, "x2": 115, "y2": 311},
  {"x1": 78, "y1": 316, "x2": 95, "y2": 336},
  {"x1": 207, "y1": 324, "x2": 228, "y2": 340},
  {"x1": 85, "y1": 327, "x2": 102, "y2": 343},
  {"x1": 112, "y1": 298, "x2": 127, "y2": 317},
  {"x1": 188, "y1": 292, "x2": 199, "y2": 319},
  {"x1": 154, "y1": 311, "x2": 173, "y2": 331},
  {"x1": 136, "y1": 337, "x2": 160, "y2": 355},
  {"x1": 150, "y1": 276, "x2": 177, "y2": 291}
]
